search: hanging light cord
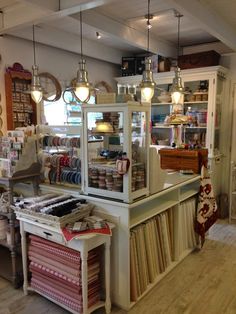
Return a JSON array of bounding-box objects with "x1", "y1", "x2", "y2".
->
[
  {"x1": 33, "y1": 24, "x2": 36, "y2": 66},
  {"x1": 147, "y1": 0, "x2": 150, "y2": 53},
  {"x1": 176, "y1": 13, "x2": 183, "y2": 67},
  {"x1": 80, "y1": 11, "x2": 83, "y2": 59},
  {"x1": 177, "y1": 14, "x2": 180, "y2": 62}
]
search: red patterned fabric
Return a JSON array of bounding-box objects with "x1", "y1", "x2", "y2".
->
[
  {"x1": 195, "y1": 165, "x2": 218, "y2": 246},
  {"x1": 29, "y1": 249, "x2": 80, "y2": 276},
  {"x1": 29, "y1": 235, "x2": 81, "y2": 262},
  {"x1": 30, "y1": 261, "x2": 81, "y2": 287},
  {"x1": 29, "y1": 235, "x2": 101, "y2": 312}
]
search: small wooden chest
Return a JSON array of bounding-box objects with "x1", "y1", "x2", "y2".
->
[
  {"x1": 178, "y1": 50, "x2": 220, "y2": 70},
  {"x1": 159, "y1": 148, "x2": 208, "y2": 173}
]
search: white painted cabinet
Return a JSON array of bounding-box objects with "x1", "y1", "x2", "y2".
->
[{"x1": 115, "y1": 66, "x2": 230, "y2": 195}]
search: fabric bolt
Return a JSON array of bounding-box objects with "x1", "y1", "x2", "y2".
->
[
  {"x1": 28, "y1": 250, "x2": 80, "y2": 276},
  {"x1": 32, "y1": 271, "x2": 100, "y2": 299},
  {"x1": 29, "y1": 235, "x2": 99, "y2": 265},
  {"x1": 30, "y1": 261, "x2": 81, "y2": 288},
  {"x1": 31, "y1": 279, "x2": 100, "y2": 312},
  {"x1": 31, "y1": 278, "x2": 82, "y2": 312},
  {"x1": 28, "y1": 235, "x2": 101, "y2": 311},
  {"x1": 29, "y1": 235, "x2": 81, "y2": 260},
  {"x1": 29, "y1": 242, "x2": 81, "y2": 265},
  {"x1": 32, "y1": 271, "x2": 82, "y2": 296}
]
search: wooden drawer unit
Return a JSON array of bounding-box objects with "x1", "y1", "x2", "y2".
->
[
  {"x1": 23, "y1": 221, "x2": 65, "y2": 244},
  {"x1": 159, "y1": 148, "x2": 208, "y2": 173}
]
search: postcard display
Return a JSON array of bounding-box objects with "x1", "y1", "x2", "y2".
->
[
  {"x1": 81, "y1": 102, "x2": 151, "y2": 203},
  {"x1": 0, "y1": 129, "x2": 40, "y2": 287}
]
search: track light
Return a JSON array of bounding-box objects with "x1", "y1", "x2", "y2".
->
[
  {"x1": 96, "y1": 31, "x2": 101, "y2": 39},
  {"x1": 146, "y1": 20, "x2": 152, "y2": 29}
]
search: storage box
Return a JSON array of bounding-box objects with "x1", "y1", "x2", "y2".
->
[
  {"x1": 178, "y1": 50, "x2": 220, "y2": 70},
  {"x1": 159, "y1": 148, "x2": 208, "y2": 173},
  {"x1": 121, "y1": 57, "x2": 136, "y2": 76},
  {"x1": 96, "y1": 93, "x2": 116, "y2": 104}
]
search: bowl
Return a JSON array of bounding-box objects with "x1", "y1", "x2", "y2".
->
[{"x1": 157, "y1": 94, "x2": 171, "y2": 103}]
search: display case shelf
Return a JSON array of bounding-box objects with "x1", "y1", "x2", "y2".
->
[
  {"x1": 130, "y1": 199, "x2": 179, "y2": 228},
  {"x1": 184, "y1": 101, "x2": 208, "y2": 104}
]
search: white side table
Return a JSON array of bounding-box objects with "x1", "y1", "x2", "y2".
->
[{"x1": 17, "y1": 216, "x2": 113, "y2": 314}]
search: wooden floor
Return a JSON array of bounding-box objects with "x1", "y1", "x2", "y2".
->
[{"x1": 1, "y1": 219, "x2": 236, "y2": 314}]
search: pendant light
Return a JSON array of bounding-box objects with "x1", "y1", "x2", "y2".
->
[
  {"x1": 140, "y1": 0, "x2": 155, "y2": 102},
  {"x1": 74, "y1": 11, "x2": 90, "y2": 103},
  {"x1": 170, "y1": 12, "x2": 184, "y2": 105},
  {"x1": 30, "y1": 25, "x2": 43, "y2": 104}
]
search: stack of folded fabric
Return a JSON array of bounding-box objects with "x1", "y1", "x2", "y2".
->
[{"x1": 28, "y1": 235, "x2": 101, "y2": 312}]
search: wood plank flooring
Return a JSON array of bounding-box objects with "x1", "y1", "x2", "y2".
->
[{"x1": 1, "y1": 219, "x2": 236, "y2": 314}]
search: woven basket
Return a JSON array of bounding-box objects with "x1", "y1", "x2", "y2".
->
[{"x1": 13, "y1": 203, "x2": 93, "y2": 228}]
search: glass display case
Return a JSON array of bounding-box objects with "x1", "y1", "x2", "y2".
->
[{"x1": 82, "y1": 102, "x2": 150, "y2": 203}]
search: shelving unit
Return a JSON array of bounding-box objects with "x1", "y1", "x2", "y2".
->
[
  {"x1": 0, "y1": 170, "x2": 40, "y2": 287},
  {"x1": 115, "y1": 66, "x2": 230, "y2": 196},
  {"x1": 5, "y1": 63, "x2": 37, "y2": 129},
  {"x1": 55, "y1": 172, "x2": 200, "y2": 311}
]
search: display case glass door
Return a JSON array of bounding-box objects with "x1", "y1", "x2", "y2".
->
[
  {"x1": 82, "y1": 103, "x2": 150, "y2": 203},
  {"x1": 182, "y1": 79, "x2": 209, "y2": 149}
]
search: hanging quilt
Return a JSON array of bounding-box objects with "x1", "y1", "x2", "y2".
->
[{"x1": 195, "y1": 165, "x2": 218, "y2": 246}]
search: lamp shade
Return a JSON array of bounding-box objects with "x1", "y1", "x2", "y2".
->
[
  {"x1": 74, "y1": 59, "x2": 90, "y2": 103},
  {"x1": 170, "y1": 67, "x2": 184, "y2": 105},
  {"x1": 31, "y1": 65, "x2": 43, "y2": 103},
  {"x1": 140, "y1": 58, "x2": 155, "y2": 102}
]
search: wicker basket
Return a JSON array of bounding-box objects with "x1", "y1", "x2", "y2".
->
[
  {"x1": 13, "y1": 203, "x2": 93, "y2": 228},
  {"x1": 159, "y1": 148, "x2": 208, "y2": 173}
]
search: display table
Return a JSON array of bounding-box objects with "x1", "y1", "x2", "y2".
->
[
  {"x1": 15, "y1": 214, "x2": 113, "y2": 314},
  {"x1": 40, "y1": 172, "x2": 200, "y2": 310}
]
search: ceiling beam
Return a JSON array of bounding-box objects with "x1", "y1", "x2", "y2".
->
[
  {"x1": 0, "y1": 0, "x2": 117, "y2": 33},
  {"x1": 80, "y1": 10, "x2": 176, "y2": 57},
  {"x1": 7, "y1": 24, "x2": 125, "y2": 64},
  {"x1": 167, "y1": 0, "x2": 236, "y2": 51}
]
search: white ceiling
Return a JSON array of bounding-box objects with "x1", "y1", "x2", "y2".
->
[{"x1": 0, "y1": 0, "x2": 236, "y2": 64}]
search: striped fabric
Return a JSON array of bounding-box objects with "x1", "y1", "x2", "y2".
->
[{"x1": 28, "y1": 235, "x2": 102, "y2": 312}]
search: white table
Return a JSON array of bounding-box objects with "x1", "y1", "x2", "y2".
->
[{"x1": 17, "y1": 215, "x2": 112, "y2": 314}]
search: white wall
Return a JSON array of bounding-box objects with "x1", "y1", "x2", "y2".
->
[{"x1": 0, "y1": 35, "x2": 120, "y2": 133}]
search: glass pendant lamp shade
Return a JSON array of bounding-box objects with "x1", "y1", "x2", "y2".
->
[
  {"x1": 73, "y1": 11, "x2": 90, "y2": 104},
  {"x1": 31, "y1": 64, "x2": 43, "y2": 103},
  {"x1": 74, "y1": 59, "x2": 90, "y2": 103},
  {"x1": 140, "y1": 58, "x2": 155, "y2": 101},
  {"x1": 171, "y1": 13, "x2": 184, "y2": 105},
  {"x1": 170, "y1": 67, "x2": 184, "y2": 105},
  {"x1": 140, "y1": 0, "x2": 155, "y2": 102}
]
